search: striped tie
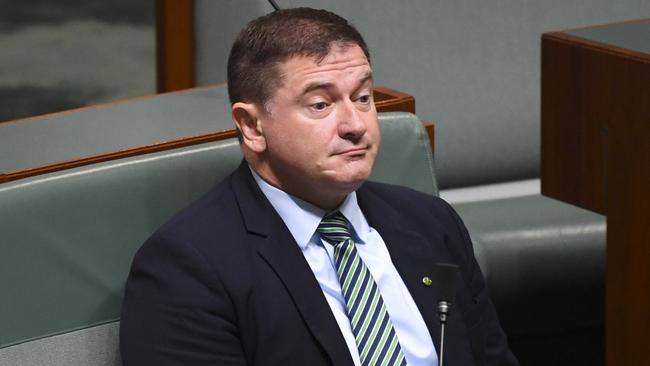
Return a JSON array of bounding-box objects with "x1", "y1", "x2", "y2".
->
[{"x1": 318, "y1": 211, "x2": 407, "y2": 366}]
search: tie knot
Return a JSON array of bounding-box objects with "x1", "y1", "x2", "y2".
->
[{"x1": 317, "y1": 211, "x2": 352, "y2": 246}]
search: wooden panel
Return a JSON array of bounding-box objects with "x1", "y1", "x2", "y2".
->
[
  {"x1": 541, "y1": 34, "x2": 608, "y2": 214},
  {"x1": 423, "y1": 122, "x2": 435, "y2": 154},
  {"x1": 374, "y1": 86, "x2": 416, "y2": 114},
  {"x1": 541, "y1": 28, "x2": 650, "y2": 366},
  {"x1": 604, "y1": 47, "x2": 650, "y2": 366},
  {"x1": 156, "y1": 0, "x2": 194, "y2": 92}
]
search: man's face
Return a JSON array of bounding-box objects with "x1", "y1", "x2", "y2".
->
[{"x1": 252, "y1": 44, "x2": 379, "y2": 208}]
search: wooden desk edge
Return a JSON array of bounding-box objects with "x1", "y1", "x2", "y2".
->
[
  {"x1": 542, "y1": 32, "x2": 650, "y2": 64},
  {"x1": 3, "y1": 129, "x2": 238, "y2": 183}
]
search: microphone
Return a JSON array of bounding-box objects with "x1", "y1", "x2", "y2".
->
[
  {"x1": 433, "y1": 263, "x2": 459, "y2": 366},
  {"x1": 268, "y1": 0, "x2": 281, "y2": 11}
]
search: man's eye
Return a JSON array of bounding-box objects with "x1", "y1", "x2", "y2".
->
[
  {"x1": 312, "y1": 102, "x2": 328, "y2": 111},
  {"x1": 358, "y1": 95, "x2": 371, "y2": 104}
]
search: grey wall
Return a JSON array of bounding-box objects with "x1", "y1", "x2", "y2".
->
[
  {"x1": 194, "y1": 0, "x2": 650, "y2": 188},
  {"x1": 194, "y1": 1, "x2": 274, "y2": 89}
]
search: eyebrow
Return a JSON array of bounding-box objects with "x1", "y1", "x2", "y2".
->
[{"x1": 300, "y1": 71, "x2": 374, "y2": 96}]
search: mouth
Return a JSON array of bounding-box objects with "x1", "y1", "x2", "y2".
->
[{"x1": 335, "y1": 147, "x2": 368, "y2": 157}]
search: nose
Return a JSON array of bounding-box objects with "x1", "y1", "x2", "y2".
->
[{"x1": 337, "y1": 100, "x2": 367, "y2": 141}]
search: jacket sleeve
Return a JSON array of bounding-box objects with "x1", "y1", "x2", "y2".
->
[{"x1": 120, "y1": 233, "x2": 247, "y2": 366}]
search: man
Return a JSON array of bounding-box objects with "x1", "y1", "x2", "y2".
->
[{"x1": 121, "y1": 8, "x2": 518, "y2": 366}]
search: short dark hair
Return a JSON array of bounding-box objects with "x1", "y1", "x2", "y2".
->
[{"x1": 227, "y1": 7, "x2": 370, "y2": 108}]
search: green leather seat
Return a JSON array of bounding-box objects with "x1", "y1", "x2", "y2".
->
[{"x1": 453, "y1": 195, "x2": 605, "y2": 336}]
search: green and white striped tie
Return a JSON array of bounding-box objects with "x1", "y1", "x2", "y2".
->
[{"x1": 318, "y1": 211, "x2": 407, "y2": 366}]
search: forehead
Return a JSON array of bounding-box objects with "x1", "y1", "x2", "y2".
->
[{"x1": 278, "y1": 45, "x2": 372, "y2": 88}]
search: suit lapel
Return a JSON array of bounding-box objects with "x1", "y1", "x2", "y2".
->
[
  {"x1": 231, "y1": 163, "x2": 354, "y2": 366},
  {"x1": 378, "y1": 229, "x2": 443, "y2": 347},
  {"x1": 357, "y1": 184, "x2": 476, "y2": 365},
  {"x1": 357, "y1": 186, "x2": 443, "y2": 347}
]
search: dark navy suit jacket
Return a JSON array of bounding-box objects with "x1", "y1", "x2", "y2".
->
[{"x1": 120, "y1": 162, "x2": 518, "y2": 366}]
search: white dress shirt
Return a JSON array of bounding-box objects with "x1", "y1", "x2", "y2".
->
[{"x1": 252, "y1": 169, "x2": 438, "y2": 366}]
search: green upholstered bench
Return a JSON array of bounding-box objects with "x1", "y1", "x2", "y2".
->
[{"x1": 0, "y1": 112, "x2": 436, "y2": 366}]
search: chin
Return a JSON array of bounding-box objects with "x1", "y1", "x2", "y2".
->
[
  {"x1": 319, "y1": 159, "x2": 375, "y2": 189},
  {"x1": 334, "y1": 171, "x2": 372, "y2": 191}
]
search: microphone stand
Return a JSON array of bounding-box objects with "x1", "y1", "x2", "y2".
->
[
  {"x1": 437, "y1": 300, "x2": 450, "y2": 366},
  {"x1": 433, "y1": 263, "x2": 457, "y2": 366},
  {"x1": 268, "y1": 0, "x2": 281, "y2": 11}
]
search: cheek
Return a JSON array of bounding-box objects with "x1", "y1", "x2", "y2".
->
[
  {"x1": 301, "y1": 128, "x2": 336, "y2": 154},
  {"x1": 275, "y1": 128, "x2": 327, "y2": 166},
  {"x1": 368, "y1": 118, "x2": 381, "y2": 141}
]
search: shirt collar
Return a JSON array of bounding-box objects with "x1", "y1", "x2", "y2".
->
[
  {"x1": 250, "y1": 167, "x2": 370, "y2": 248},
  {"x1": 338, "y1": 190, "x2": 370, "y2": 244}
]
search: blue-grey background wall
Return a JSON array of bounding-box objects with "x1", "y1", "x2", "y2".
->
[{"x1": 193, "y1": 0, "x2": 650, "y2": 188}]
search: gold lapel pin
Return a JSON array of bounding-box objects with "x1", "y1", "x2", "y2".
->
[{"x1": 422, "y1": 276, "x2": 432, "y2": 286}]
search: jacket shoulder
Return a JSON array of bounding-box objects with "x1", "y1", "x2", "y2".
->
[{"x1": 360, "y1": 180, "x2": 454, "y2": 220}]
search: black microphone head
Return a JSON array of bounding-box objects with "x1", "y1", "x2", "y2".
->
[{"x1": 433, "y1": 263, "x2": 459, "y2": 303}]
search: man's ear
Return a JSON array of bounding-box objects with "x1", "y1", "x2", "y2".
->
[{"x1": 232, "y1": 102, "x2": 267, "y2": 153}]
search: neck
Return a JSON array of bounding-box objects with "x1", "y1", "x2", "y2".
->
[{"x1": 249, "y1": 165, "x2": 349, "y2": 210}]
